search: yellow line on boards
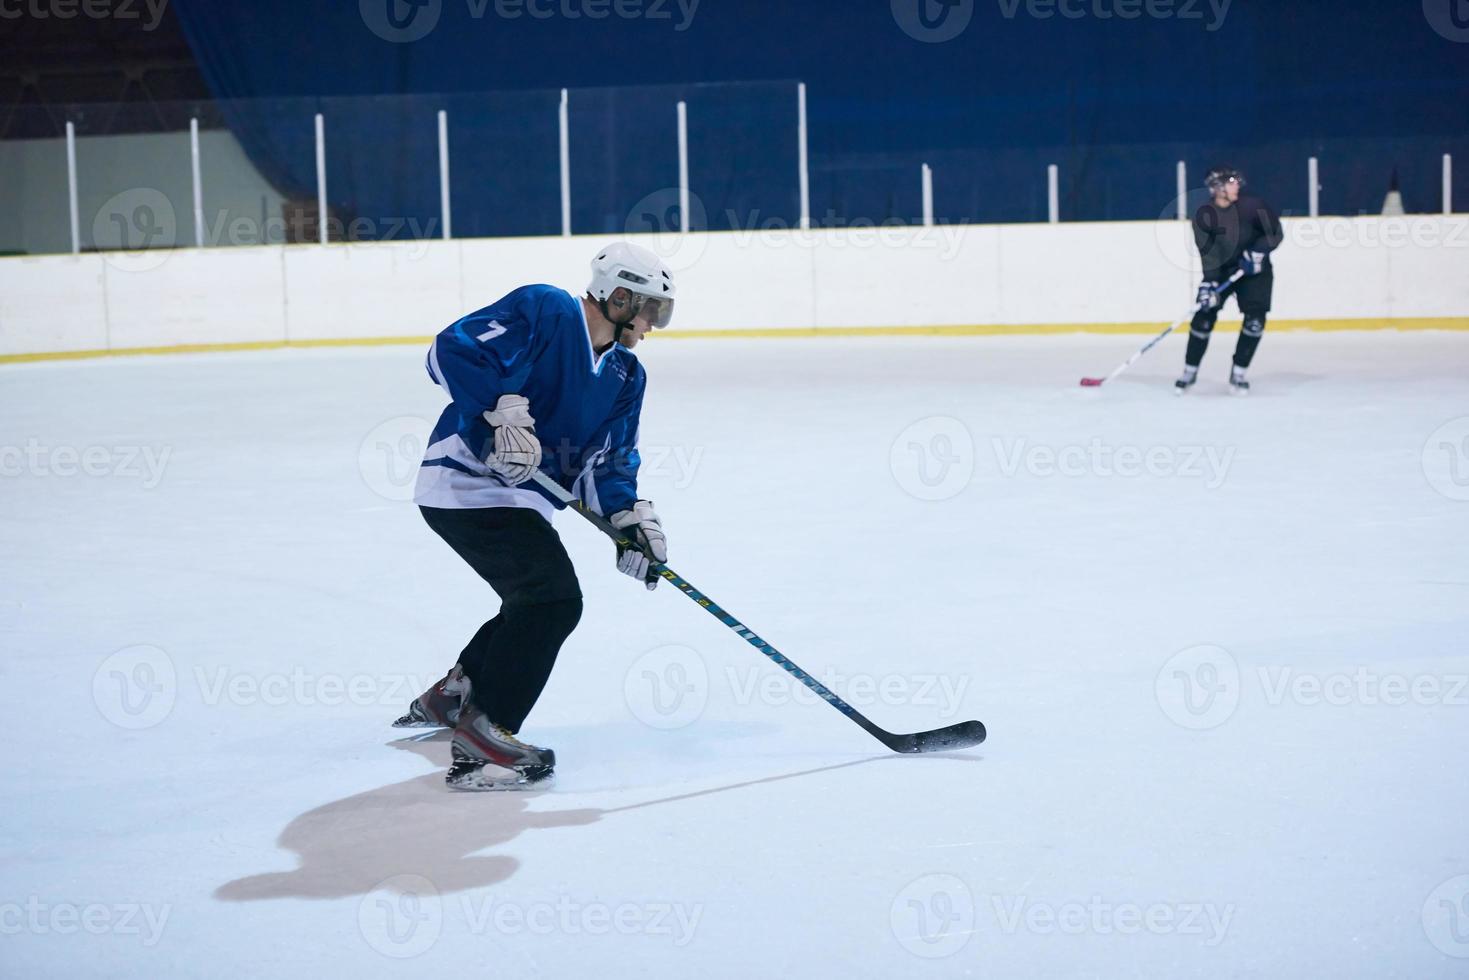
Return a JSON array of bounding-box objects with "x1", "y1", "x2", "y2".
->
[{"x1": 2, "y1": 319, "x2": 1466, "y2": 364}]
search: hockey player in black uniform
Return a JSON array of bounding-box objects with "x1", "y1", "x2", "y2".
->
[{"x1": 1176, "y1": 167, "x2": 1284, "y2": 395}]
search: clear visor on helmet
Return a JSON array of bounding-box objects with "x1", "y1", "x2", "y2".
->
[{"x1": 629, "y1": 293, "x2": 674, "y2": 329}]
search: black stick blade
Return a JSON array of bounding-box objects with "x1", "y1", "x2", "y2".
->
[{"x1": 883, "y1": 720, "x2": 987, "y2": 754}]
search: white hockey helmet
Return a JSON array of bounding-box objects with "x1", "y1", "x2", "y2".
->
[{"x1": 588, "y1": 242, "x2": 676, "y2": 329}]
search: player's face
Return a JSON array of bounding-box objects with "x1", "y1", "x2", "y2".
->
[
  {"x1": 620, "y1": 310, "x2": 655, "y2": 347},
  {"x1": 1220, "y1": 177, "x2": 1241, "y2": 204}
]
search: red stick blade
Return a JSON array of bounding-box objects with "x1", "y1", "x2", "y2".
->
[{"x1": 1079, "y1": 377, "x2": 1104, "y2": 386}]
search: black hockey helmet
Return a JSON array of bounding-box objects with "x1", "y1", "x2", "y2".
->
[{"x1": 1205, "y1": 166, "x2": 1245, "y2": 193}]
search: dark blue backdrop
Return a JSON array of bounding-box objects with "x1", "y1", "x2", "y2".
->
[{"x1": 172, "y1": 0, "x2": 1469, "y2": 236}]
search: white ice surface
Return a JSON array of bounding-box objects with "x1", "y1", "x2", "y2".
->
[{"x1": 2, "y1": 332, "x2": 1468, "y2": 978}]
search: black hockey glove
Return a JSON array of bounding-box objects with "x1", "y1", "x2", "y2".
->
[{"x1": 1196, "y1": 281, "x2": 1221, "y2": 311}]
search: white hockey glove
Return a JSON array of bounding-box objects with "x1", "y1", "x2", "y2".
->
[
  {"x1": 482, "y1": 394, "x2": 541, "y2": 486},
  {"x1": 609, "y1": 500, "x2": 667, "y2": 591},
  {"x1": 1240, "y1": 249, "x2": 1267, "y2": 276},
  {"x1": 1195, "y1": 281, "x2": 1221, "y2": 311}
]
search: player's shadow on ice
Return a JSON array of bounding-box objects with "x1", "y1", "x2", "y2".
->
[{"x1": 214, "y1": 736, "x2": 921, "y2": 902}]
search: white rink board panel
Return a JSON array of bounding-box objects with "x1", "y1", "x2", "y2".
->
[
  {"x1": 813, "y1": 224, "x2": 1000, "y2": 329},
  {"x1": 0, "y1": 254, "x2": 109, "y2": 355},
  {"x1": 283, "y1": 241, "x2": 462, "y2": 341},
  {"x1": 2, "y1": 216, "x2": 1467, "y2": 358},
  {"x1": 103, "y1": 247, "x2": 287, "y2": 350}
]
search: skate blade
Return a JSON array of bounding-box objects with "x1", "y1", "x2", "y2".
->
[
  {"x1": 392, "y1": 714, "x2": 447, "y2": 728},
  {"x1": 391, "y1": 702, "x2": 460, "y2": 728},
  {"x1": 446, "y1": 762, "x2": 554, "y2": 792}
]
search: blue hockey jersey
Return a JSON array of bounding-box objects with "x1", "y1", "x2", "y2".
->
[{"x1": 414, "y1": 284, "x2": 647, "y2": 519}]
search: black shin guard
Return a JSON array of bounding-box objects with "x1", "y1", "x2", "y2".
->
[
  {"x1": 1186, "y1": 310, "x2": 1217, "y2": 367},
  {"x1": 1234, "y1": 314, "x2": 1266, "y2": 368}
]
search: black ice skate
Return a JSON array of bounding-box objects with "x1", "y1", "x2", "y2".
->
[
  {"x1": 1174, "y1": 365, "x2": 1199, "y2": 395},
  {"x1": 446, "y1": 703, "x2": 555, "y2": 791},
  {"x1": 1229, "y1": 365, "x2": 1250, "y2": 396},
  {"x1": 392, "y1": 665, "x2": 471, "y2": 728}
]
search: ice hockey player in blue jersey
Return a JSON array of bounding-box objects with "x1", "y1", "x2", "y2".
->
[{"x1": 393, "y1": 242, "x2": 676, "y2": 791}]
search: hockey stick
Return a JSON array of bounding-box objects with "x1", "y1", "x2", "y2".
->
[
  {"x1": 1079, "y1": 269, "x2": 1246, "y2": 386},
  {"x1": 530, "y1": 471, "x2": 986, "y2": 754}
]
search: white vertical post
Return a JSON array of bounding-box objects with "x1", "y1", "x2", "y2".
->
[
  {"x1": 314, "y1": 113, "x2": 328, "y2": 244},
  {"x1": 1047, "y1": 163, "x2": 1059, "y2": 223},
  {"x1": 797, "y1": 82, "x2": 810, "y2": 231},
  {"x1": 1308, "y1": 156, "x2": 1319, "y2": 218},
  {"x1": 1444, "y1": 154, "x2": 1453, "y2": 215},
  {"x1": 438, "y1": 109, "x2": 452, "y2": 240},
  {"x1": 190, "y1": 117, "x2": 205, "y2": 247},
  {"x1": 1176, "y1": 161, "x2": 1187, "y2": 220},
  {"x1": 558, "y1": 88, "x2": 571, "y2": 237},
  {"x1": 65, "y1": 121, "x2": 80, "y2": 255},
  {"x1": 676, "y1": 100, "x2": 689, "y2": 232},
  {"x1": 921, "y1": 163, "x2": 934, "y2": 228}
]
